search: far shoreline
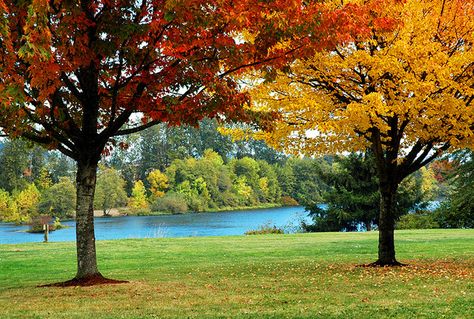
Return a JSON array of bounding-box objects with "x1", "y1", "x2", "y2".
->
[{"x1": 93, "y1": 203, "x2": 302, "y2": 218}]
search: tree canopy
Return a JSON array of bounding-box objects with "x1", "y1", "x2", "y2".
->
[
  {"x1": 241, "y1": 0, "x2": 474, "y2": 265},
  {"x1": 0, "y1": 0, "x2": 378, "y2": 282}
]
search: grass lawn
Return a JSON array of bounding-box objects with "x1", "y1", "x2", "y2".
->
[{"x1": 0, "y1": 229, "x2": 473, "y2": 318}]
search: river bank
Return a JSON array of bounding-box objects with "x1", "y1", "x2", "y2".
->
[
  {"x1": 95, "y1": 202, "x2": 288, "y2": 217},
  {"x1": 1, "y1": 206, "x2": 308, "y2": 244}
]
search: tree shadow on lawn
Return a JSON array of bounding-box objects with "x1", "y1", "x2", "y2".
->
[{"x1": 38, "y1": 274, "x2": 128, "y2": 287}]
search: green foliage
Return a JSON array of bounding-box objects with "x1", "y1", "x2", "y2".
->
[
  {"x1": 134, "y1": 119, "x2": 284, "y2": 178},
  {"x1": 256, "y1": 160, "x2": 281, "y2": 203},
  {"x1": 232, "y1": 176, "x2": 254, "y2": 205},
  {"x1": 44, "y1": 152, "x2": 75, "y2": 183},
  {"x1": 397, "y1": 212, "x2": 439, "y2": 230},
  {"x1": 151, "y1": 193, "x2": 188, "y2": 214},
  {"x1": 276, "y1": 157, "x2": 328, "y2": 206},
  {"x1": 304, "y1": 153, "x2": 379, "y2": 232},
  {"x1": 37, "y1": 177, "x2": 76, "y2": 219},
  {"x1": 303, "y1": 153, "x2": 431, "y2": 232},
  {"x1": 94, "y1": 166, "x2": 128, "y2": 215},
  {"x1": 35, "y1": 167, "x2": 52, "y2": 192},
  {"x1": 0, "y1": 139, "x2": 30, "y2": 193},
  {"x1": 162, "y1": 150, "x2": 283, "y2": 212},
  {"x1": 434, "y1": 150, "x2": 474, "y2": 228}
]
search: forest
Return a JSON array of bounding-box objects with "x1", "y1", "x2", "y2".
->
[{"x1": 0, "y1": 119, "x2": 471, "y2": 231}]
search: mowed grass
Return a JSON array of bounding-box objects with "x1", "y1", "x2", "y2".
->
[{"x1": 0, "y1": 229, "x2": 473, "y2": 319}]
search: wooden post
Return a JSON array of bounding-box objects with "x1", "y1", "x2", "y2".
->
[{"x1": 43, "y1": 224, "x2": 49, "y2": 243}]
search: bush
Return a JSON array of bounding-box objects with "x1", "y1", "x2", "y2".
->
[
  {"x1": 28, "y1": 216, "x2": 64, "y2": 233},
  {"x1": 186, "y1": 194, "x2": 208, "y2": 212},
  {"x1": 151, "y1": 193, "x2": 188, "y2": 214},
  {"x1": 280, "y1": 195, "x2": 299, "y2": 206},
  {"x1": 396, "y1": 212, "x2": 439, "y2": 230},
  {"x1": 245, "y1": 223, "x2": 285, "y2": 235}
]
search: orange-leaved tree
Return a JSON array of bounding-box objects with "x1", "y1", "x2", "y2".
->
[
  {"x1": 238, "y1": 0, "x2": 474, "y2": 265},
  {"x1": 0, "y1": 0, "x2": 366, "y2": 284}
]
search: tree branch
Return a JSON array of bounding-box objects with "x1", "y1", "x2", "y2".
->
[{"x1": 112, "y1": 120, "x2": 161, "y2": 136}]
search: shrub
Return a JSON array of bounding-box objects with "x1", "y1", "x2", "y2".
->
[
  {"x1": 280, "y1": 195, "x2": 299, "y2": 206},
  {"x1": 151, "y1": 193, "x2": 188, "y2": 214},
  {"x1": 245, "y1": 223, "x2": 285, "y2": 235},
  {"x1": 396, "y1": 212, "x2": 439, "y2": 230},
  {"x1": 28, "y1": 216, "x2": 64, "y2": 233},
  {"x1": 186, "y1": 194, "x2": 208, "y2": 212}
]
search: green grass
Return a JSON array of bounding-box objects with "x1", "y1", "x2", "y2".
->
[{"x1": 0, "y1": 229, "x2": 473, "y2": 318}]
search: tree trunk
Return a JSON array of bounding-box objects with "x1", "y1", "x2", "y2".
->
[
  {"x1": 365, "y1": 221, "x2": 372, "y2": 232},
  {"x1": 375, "y1": 185, "x2": 402, "y2": 266},
  {"x1": 39, "y1": 160, "x2": 127, "y2": 287},
  {"x1": 75, "y1": 160, "x2": 101, "y2": 279}
]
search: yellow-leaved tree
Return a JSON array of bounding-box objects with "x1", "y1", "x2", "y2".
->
[
  {"x1": 147, "y1": 170, "x2": 169, "y2": 200},
  {"x1": 239, "y1": 0, "x2": 474, "y2": 265}
]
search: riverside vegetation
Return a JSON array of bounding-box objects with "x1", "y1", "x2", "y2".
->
[{"x1": 0, "y1": 132, "x2": 472, "y2": 233}]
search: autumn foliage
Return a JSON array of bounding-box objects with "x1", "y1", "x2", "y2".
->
[
  {"x1": 237, "y1": 0, "x2": 474, "y2": 265},
  {"x1": 0, "y1": 0, "x2": 383, "y2": 282}
]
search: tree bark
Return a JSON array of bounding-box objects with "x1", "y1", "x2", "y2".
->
[
  {"x1": 374, "y1": 184, "x2": 403, "y2": 266},
  {"x1": 75, "y1": 160, "x2": 101, "y2": 279},
  {"x1": 40, "y1": 157, "x2": 128, "y2": 286},
  {"x1": 365, "y1": 221, "x2": 372, "y2": 232}
]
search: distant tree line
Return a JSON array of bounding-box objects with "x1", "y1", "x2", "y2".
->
[{"x1": 0, "y1": 119, "x2": 471, "y2": 229}]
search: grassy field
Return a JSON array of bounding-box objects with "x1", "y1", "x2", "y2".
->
[{"x1": 0, "y1": 229, "x2": 473, "y2": 318}]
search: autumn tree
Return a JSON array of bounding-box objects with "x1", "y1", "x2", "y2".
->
[
  {"x1": 146, "y1": 169, "x2": 168, "y2": 199},
  {"x1": 0, "y1": 0, "x2": 352, "y2": 284},
  {"x1": 244, "y1": 0, "x2": 474, "y2": 265},
  {"x1": 128, "y1": 180, "x2": 148, "y2": 209}
]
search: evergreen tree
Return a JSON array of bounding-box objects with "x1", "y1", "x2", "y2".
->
[{"x1": 435, "y1": 150, "x2": 474, "y2": 228}]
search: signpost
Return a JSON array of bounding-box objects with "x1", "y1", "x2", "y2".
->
[{"x1": 39, "y1": 216, "x2": 52, "y2": 243}]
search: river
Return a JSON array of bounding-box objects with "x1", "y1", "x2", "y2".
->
[{"x1": 0, "y1": 206, "x2": 309, "y2": 244}]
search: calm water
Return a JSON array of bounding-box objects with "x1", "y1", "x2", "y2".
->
[{"x1": 0, "y1": 206, "x2": 309, "y2": 244}]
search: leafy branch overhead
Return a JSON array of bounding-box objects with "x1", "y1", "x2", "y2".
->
[{"x1": 0, "y1": 0, "x2": 365, "y2": 161}]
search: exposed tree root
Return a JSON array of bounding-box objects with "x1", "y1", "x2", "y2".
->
[{"x1": 38, "y1": 273, "x2": 128, "y2": 287}]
